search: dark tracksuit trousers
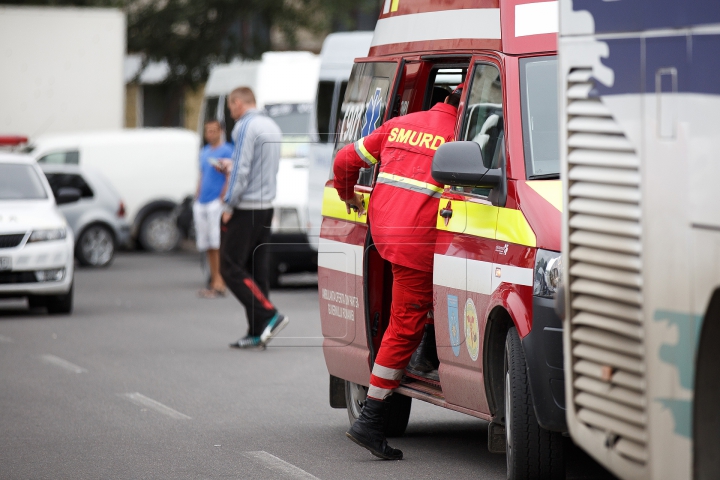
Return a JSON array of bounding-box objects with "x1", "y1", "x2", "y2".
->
[{"x1": 220, "y1": 208, "x2": 277, "y2": 337}]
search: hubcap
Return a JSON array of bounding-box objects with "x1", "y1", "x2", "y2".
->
[
  {"x1": 81, "y1": 226, "x2": 113, "y2": 266},
  {"x1": 145, "y1": 214, "x2": 179, "y2": 252},
  {"x1": 348, "y1": 381, "x2": 368, "y2": 421}
]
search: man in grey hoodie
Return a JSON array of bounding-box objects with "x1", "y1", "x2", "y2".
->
[{"x1": 218, "y1": 86, "x2": 289, "y2": 349}]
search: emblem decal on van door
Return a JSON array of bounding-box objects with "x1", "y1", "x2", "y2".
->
[
  {"x1": 447, "y1": 295, "x2": 460, "y2": 357},
  {"x1": 361, "y1": 88, "x2": 383, "y2": 137},
  {"x1": 464, "y1": 298, "x2": 480, "y2": 361}
]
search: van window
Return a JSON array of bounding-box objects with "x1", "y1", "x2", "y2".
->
[
  {"x1": 424, "y1": 67, "x2": 466, "y2": 110},
  {"x1": 333, "y1": 62, "x2": 397, "y2": 185},
  {"x1": 519, "y1": 56, "x2": 559, "y2": 179},
  {"x1": 462, "y1": 64, "x2": 504, "y2": 170},
  {"x1": 37, "y1": 151, "x2": 79, "y2": 165},
  {"x1": 44, "y1": 173, "x2": 94, "y2": 199},
  {"x1": 316, "y1": 81, "x2": 335, "y2": 143},
  {"x1": 204, "y1": 97, "x2": 220, "y2": 123}
]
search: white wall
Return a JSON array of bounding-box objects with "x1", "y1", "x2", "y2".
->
[{"x1": 0, "y1": 6, "x2": 125, "y2": 138}]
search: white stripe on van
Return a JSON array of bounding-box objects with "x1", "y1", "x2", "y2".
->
[
  {"x1": 318, "y1": 239, "x2": 364, "y2": 276},
  {"x1": 371, "y1": 9, "x2": 501, "y2": 47},
  {"x1": 434, "y1": 254, "x2": 533, "y2": 295}
]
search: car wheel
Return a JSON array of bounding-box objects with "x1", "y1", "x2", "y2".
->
[
  {"x1": 46, "y1": 284, "x2": 74, "y2": 315},
  {"x1": 138, "y1": 210, "x2": 180, "y2": 253},
  {"x1": 504, "y1": 327, "x2": 564, "y2": 480},
  {"x1": 76, "y1": 224, "x2": 115, "y2": 267},
  {"x1": 344, "y1": 380, "x2": 412, "y2": 437}
]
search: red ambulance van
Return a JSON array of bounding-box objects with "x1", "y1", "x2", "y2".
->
[{"x1": 318, "y1": 1, "x2": 564, "y2": 476}]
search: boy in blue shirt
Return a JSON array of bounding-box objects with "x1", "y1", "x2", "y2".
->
[{"x1": 193, "y1": 120, "x2": 233, "y2": 298}]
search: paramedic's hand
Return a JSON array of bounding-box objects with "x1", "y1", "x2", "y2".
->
[
  {"x1": 216, "y1": 159, "x2": 232, "y2": 175},
  {"x1": 344, "y1": 193, "x2": 365, "y2": 216},
  {"x1": 222, "y1": 211, "x2": 232, "y2": 224}
]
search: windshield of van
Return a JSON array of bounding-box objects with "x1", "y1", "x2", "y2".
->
[
  {"x1": 266, "y1": 103, "x2": 312, "y2": 136},
  {"x1": 519, "y1": 56, "x2": 560, "y2": 179},
  {"x1": 0, "y1": 164, "x2": 48, "y2": 200}
]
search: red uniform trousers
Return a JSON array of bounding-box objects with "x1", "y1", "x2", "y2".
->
[{"x1": 367, "y1": 263, "x2": 433, "y2": 400}]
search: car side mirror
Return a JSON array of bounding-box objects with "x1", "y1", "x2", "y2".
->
[
  {"x1": 431, "y1": 141, "x2": 501, "y2": 188},
  {"x1": 56, "y1": 187, "x2": 81, "y2": 205}
]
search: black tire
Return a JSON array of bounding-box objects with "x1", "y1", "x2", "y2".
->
[
  {"x1": 46, "y1": 284, "x2": 73, "y2": 315},
  {"x1": 268, "y1": 256, "x2": 281, "y2": 289},
  {"x1": 138, "y1": 209, "x2": 180, "y2": 253},
  {"x1": 504, "y1": 327, "x2": 564, "y2": 480},
  {"x1": 344, "y1": 380, "x2": 412, "y2": 437},
  {"x1": 76, "y1": 224, "x2": 115, "y2": 267}
]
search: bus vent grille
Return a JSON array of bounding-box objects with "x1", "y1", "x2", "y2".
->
[{"x1": 566, "y1": 68, "x2": 647, "y2": 466}]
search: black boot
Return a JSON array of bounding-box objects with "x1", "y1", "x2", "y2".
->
[
  {"x1": 346, "y1": 397, "x2": 403, "y2": 460},
  {"x1": 406, "y1": 324, "x2": 440, "y2": 381}
]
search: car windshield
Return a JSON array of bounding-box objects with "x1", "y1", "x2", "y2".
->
[
  {"x1": 266, "y1": 103, "x2": 312, "y2": 136},
  {"x1": 0, "y1": 163, "x2": 48, "y2": 200},
  {"x1": 519, "y1": 56, "x2": 560, "y2": 179}
]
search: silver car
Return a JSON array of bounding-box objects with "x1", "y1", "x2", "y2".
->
[{"x1": 40, "y1": 164, "x2": 130, "y2": 267}]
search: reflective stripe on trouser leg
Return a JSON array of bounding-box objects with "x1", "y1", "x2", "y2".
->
[{"x1": 368, "y1": 263, "x2": 434, "y2": 400}]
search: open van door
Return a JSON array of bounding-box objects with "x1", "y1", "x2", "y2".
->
[{"x1": 319, "y1": 61, "x2": 399, "y2": 386}]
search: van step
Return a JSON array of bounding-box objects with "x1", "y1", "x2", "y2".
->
[
  {"x1": 400, "y1": 377, "x2": 444, "y2": 398},
  {"x1": 403, "y1": 371, "x2": 441, "y2": 387}
]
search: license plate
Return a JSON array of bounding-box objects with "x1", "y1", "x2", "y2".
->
[{"x1": 0, "y1": 257, "x2": 10, "y2": 271}]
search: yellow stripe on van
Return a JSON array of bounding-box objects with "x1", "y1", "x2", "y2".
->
[
  {"x1": 436, "y1": 198, "x2": 536, "y2": 247},
  {"x1": 526, "y1": 180, "x2": 563, "y2": 213},
  {"x1": 465, "y1": 202, "x2": 499, "y2": 239},
  {"x1": 496, "y1": 208, "x2": 536, "y2": 247},
  {"x1": 321, "y1": 186, "x2": 368, "y2": 224}
]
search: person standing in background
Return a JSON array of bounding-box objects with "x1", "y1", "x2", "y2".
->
[
  {"x1": 217, "y1": 86, "x2": 289, "y2": 349},
  {"x1": 193, "y1": 119, "x2": 232, "y2": 298}
]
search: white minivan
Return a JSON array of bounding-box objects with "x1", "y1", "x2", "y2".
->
[
  {"x1": 306, "y1": 32, "x2": 373, "y2": 250},
  {"x1": 200, "y1": 51, "x2": 320, "y2": 285},
  {"x1": 26, "y1": 129, "x2": 200, "y2": 252}
]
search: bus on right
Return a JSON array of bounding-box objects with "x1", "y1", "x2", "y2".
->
[{"x1": 558, "y1": 1, "x2": 720, "y2": 478}]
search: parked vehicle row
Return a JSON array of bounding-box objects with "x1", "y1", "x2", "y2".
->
[{"x1": 0, "y1": 153, "x2": 75, "y2": 313}]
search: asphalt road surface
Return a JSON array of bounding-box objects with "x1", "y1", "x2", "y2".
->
[{"x1": 0, "y1": 252, "x2": 615, "y2": 479}]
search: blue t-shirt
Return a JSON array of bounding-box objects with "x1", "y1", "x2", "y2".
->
[{"x1": 198, "y1": 143, "x2": 233, "y2": 204}]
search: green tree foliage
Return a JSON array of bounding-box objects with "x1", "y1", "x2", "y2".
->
[{"x1": 3, "y1": 0, "x2": 380, "y2": 85}]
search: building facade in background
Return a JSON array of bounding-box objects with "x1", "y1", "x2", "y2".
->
[{"x1": 0, "y1": 6, "x2": 125, "y2": 138}]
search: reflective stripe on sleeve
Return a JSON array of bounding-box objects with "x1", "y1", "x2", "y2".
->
[
  {"x1": 376, "y1": 172, "x2": 444, "y2": 198},
  {"x1": 367, "y1": 385, "x2": 393, "y2": 400},
  {"x1": 355, "y1": 138, "x2": 379, "y2": 166},
  {"x1": 372, "y1": 363, "x2": 404, "y2": 381}
]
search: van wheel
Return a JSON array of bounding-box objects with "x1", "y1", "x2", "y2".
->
[
  {"x1": 344, "y1": 380, "x2": 412, "y2": 437},
  {"x1": 46, "y1": 284, "x2": 74, "y2": 315},
  {"x1": 138, "y1": 210, "x2": 180, "y2": 253},
  {"x1": 505, "y1": 327, "x2": 564, "y2": 479},
  {"x1": 76, "y1": 224, "x2": 115, "y2": 267}
]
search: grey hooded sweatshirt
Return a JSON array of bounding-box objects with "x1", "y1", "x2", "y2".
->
[{"x1": 223, "y1": 108, "x2": 282, "y2": 211}]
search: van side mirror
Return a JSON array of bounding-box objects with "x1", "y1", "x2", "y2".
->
[
  {"x1": 56, "y1": 187, "x2": 81, "y2": 205},
  {"x1": 431, "y1": 141, "x2": 501, "y2": 188}
]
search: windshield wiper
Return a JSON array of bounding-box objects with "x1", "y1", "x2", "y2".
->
[{"x1": 529, "y1": 173, "x2": 560, "y2": 180}]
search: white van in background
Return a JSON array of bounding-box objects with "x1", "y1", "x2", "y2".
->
[
  {"x1": 200, "y1": 51, "x2": 321, "y2": 286},
  {"x1": 27, "y1": 129, "x2": 200, "y2": 252},
  {"x1": 306, "y1": 32, "x2": 373, "y2": 250}
]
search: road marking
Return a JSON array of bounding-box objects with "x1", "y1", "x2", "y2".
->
[
  {"x1": 244, "y1": 451, "x2": 319, "y2": 480},
  {"x1": 40, "y1": 354, "x2": 87, "y2": 374},
  {"x1": 0, "y1": 335, "x2": 14, "y2": 343},
  {"x1": 122, "y1": 392, "x2": 191, "y2": 420}
]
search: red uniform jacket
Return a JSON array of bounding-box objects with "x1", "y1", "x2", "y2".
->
[{"x1": 333, "y1": 102, "x2": 457, "y2": 272}]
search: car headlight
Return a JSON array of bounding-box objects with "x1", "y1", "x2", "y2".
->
[
  {"x1": 28, "y1": 228, "x2": 67, "y2": 243},
  {"x1": 533, "y1": 249, "x2": 562, "y2": 298}
]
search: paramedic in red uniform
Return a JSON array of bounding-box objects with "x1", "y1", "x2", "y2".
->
[{"x1": 333, "y1": 89, "x2": 462, "y2": 460}]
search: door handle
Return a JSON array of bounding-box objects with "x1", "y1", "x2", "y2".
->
[{"x1": 440, "y1": 208, "x2": 453, "y2": 219}]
